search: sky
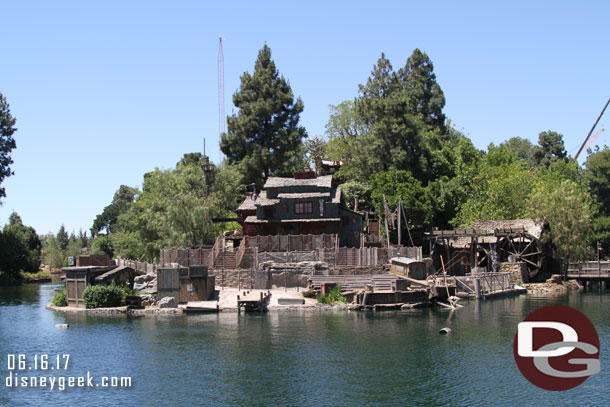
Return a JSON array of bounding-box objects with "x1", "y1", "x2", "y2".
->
[{"x1": 0, "y1": 0, "x2": 608, "y2": 236}]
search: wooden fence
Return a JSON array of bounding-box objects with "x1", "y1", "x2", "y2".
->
[
  {"x1": 245, "y1": 234, "x2": 337, "y2": 252},
  {"x1": 159, "y1": 247, "x2": 213, "y2": 268},
  {"x1": 116, "y1": 258, "x2": 159, "y2": 274},
  {"x1": 567, "y1": 261, "x2": 610, "y2": 279}
]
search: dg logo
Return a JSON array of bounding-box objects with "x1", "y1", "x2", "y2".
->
[{"x1": 513, "y1": 305, "x2": 600, "y2": 391}]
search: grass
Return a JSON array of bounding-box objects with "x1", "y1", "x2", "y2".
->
[
  {"x1": 316, "y1": 284, "x2": 347, "y2": 305},
  {"x1": 20, "y1": 270, "x2": 52, "y2": 282}
]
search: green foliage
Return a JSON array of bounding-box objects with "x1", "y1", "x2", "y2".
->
[
  {"x1": 110, "y1": 159, "x2": 244, "y2": 262},
  {"x1": 52, "y1": 289, "x2": 67, "y2": 307},
  {"x1": 0, "y1": 92, "x2": 17, "y2": 201},
  {"x1": 584, "y1": 147, "x2": 610, "y2": 216},
  {"x1": 0, "y1": 212, "x2": 41, "y2": 280},
  {"x1": 306, "y1": 136, "x2": 327, "y2": 175},
  {"x1": 316, "y1": 285, "x2": 347, "y2": 305},
  {"x1": 531, "y1": 130, "x2": 568, "y2": 168},
  {"x1": 452, "y1": 145, "x2": 533, "y2": 226},
  {"x1": 90, "y1": 235, "x2": 113, "y2": 257},
  {"x1": 56, "y1": 225, "x2": 69, "y2": 251},
  {"x1": 528, "y1": 179, "x2": 592, "y2": 263},
  {"x1": 500, "y1": 137, "x2": 534, "y2": 163},
  {"x1": 370, "y1": 170, "x2": 432, "y2": 227},
  {"x1": 82, "y1": 284, "x2": 124, "y2": 309},
  {"x1": 220, "y1": 44, "x2": 307, "y2": 188},
  {"x1": 341, "y1": 180, "x2": 372, "y2": 212},
  {"x1": 301, "y1": 288, "x2": 316, "y2": 298},
  {"x1": 20, "y1": 270, "x2": 51, "y2": 281},
  {"x1": 91, "y1": 185, "x2": 138, "y2": 238}
]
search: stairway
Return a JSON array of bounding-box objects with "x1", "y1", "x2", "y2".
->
[{"x1": 214, "y1": 251, "x2": 237, "y2": 269}]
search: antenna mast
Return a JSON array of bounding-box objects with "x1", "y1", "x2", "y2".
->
[{"x1": 218, "y1": 36, "x2": 225, "y2": 160}]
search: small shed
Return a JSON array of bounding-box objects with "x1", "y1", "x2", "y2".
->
[
  {"x1": 390, "y1": 257, "x2": 427, "y2": 280},
  {"x1": 62, "y1": 266, "x2": 114, "y2": 306},
  {"x1": 158, "y1": 266, "x2": 215, "y2": 303},
  {"x1": 179, "y1": 266, "x2": 215, "y2": 303}
]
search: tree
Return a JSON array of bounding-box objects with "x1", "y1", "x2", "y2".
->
[
  {"x1": 500, "y1": 137, "x2": 534, "y2": 163},
  {"x1": 531, "y1": 130, "x2": 568, "y2": 168},
  {"x1": 305, "y1": 136, "x2": 326, "y2": 175},
  {"x1": 528, "y1": 179, "x2": 592, "y2": 263},
  {"x1": 56, "y1": 225, "x2": 69, "y2": 251},
  {"x1": 452, "y1": 144, "x2": 534, "y2": 226},
  {"x1": 584, "y1": 147, "x2": 610, "y2": 258},
  {"x1": 369, "y1": 170, "x2": 433, "y2": 229},
  {"x1": 397, "y1": 48, "x2": 446, "y2": 130},
  {"x1": 111, "y1": 158, "x2": 244, "y2": 261},
  {"x1": 91, "y1": 185, "x2": 139, "y2": 237},
  {"x1": 220, "y1": 45, "x2": 307, "y2": 188},
  {"x1": 0, "y1": 92, "x2": 17, "y2": 200},
  {"x1": 0, "y1": 213, "x2": 41, "y2": 279}
]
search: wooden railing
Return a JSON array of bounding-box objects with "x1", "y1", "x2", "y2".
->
[
  {"x1": 235, "y1": 238, "x2": 247, "y2": 268},
  {"x1": 208, "y1": 235, "x2": 225, "y2": 266}
]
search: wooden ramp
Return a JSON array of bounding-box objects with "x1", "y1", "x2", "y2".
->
[{"x1": 237, "y1": 291, "x2": 271, "y2": 312}]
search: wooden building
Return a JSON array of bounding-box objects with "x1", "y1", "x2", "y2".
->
[{"x1": 236, "y1": 173, "x2": 363, "y2": 247}]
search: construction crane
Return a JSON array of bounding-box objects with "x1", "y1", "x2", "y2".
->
[
  {"x1": 574, "y1": 97, "x2": 610, "y2": 160},
  {"x1": 218, "y1": 36, "x2": 225, "y2": 159}
]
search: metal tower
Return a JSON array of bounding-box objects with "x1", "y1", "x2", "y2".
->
[{"x1": 218, "y1": 36, "x2": 225, "y2": 159}]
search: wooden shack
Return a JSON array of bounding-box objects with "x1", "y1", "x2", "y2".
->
[
  {"x1": 158, "y1": 266, "x2": 215, "y2": 303},
  {"x1": 62, "y1": 266, "x2": 114, "y2": 306},
  {"x1": 179, "y1": 266, "x2": 215, "y2": 303}
]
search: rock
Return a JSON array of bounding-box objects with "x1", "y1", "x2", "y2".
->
[
  {"x1": 157, "y1": 296, "x2": 177, "y2": 308},
  {"x1": 133, "y1": 282, "x2": 147, "y2": 291},
  {"x1": 134, "y1": 274, "x2": 155, "y2": 284}
]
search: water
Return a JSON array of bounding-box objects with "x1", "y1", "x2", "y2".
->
[{"x1": 0, "y1": 282, "x2": 608, "y2": 406}]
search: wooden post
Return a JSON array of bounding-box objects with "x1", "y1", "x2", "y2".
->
[
  {"x1": 383, "y1": 194, "x2": 391, "y2": 249},
  {"x1": 397, "y1": 195, "x2": 402, "y2": 247}
]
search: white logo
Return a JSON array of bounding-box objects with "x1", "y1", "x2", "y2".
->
[{"x1": 517, "y1": 321, "x2": 600, "y2": 378}]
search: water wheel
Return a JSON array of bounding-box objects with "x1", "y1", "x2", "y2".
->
[{"x1": 496, "y1": 232, "x2": 543, "y2": 279}]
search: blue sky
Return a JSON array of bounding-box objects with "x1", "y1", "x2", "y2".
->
[{"x1": 0, "y1": 0, "x2": 608, "y2": 235}]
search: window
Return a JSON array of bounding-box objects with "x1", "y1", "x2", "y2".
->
[
  {"x1": 264, "y1": 208, "x2": 273, "y2": 219},
  {"x1": 294, "y1": 201, "x2": 313, "y2": 214}
]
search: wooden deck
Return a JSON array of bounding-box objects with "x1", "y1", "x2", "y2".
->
[{"x1": 237, "y1": 291, "x2": 271, "y2": 312}]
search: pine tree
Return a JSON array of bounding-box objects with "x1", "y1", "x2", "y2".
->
[
  {"x1": 220, "y1": 45, "x2": 307, "y2": 188},
  {"x1": 0, "y1": 92, "x2": 17, "y2": 200}
]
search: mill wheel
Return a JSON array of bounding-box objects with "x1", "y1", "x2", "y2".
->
[{"x1": 496, "y1": 232, "x2": 543, "y2": 279}]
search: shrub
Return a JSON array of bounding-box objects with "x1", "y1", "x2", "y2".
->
[
  {"x1": 316, "y1": 284, "x2": 347, "y2": 305},
  {"x1": 52, "y1": 289, "x2": 67, "y2": 307},
  {"x1": 301, "y1": 288, "x2": 316, "y2": 298},
  {"x1": 82, "y1": 284, "x2": 124, "y2": 309}
]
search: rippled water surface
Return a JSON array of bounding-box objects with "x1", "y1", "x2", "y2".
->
[{"x1": 0, "y1": 282, "x2": 608, "y2": 406}]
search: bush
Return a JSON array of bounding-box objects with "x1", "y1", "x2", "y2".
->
[
  {"x1": 20, "y1": 270, "x2": 51, "y2": 282},
  {"x1": 82, "y1": 284, "x2": 124, "y2": 309},
  {"x1": 52, "y1": 289, "x2": 67, "y2": 307},
  {"x1": 316, "y1": 284, "x2": 347, "y2": 305},
  {"x1": 301, "y1": 288, "x2": 316, "y2": 298}
]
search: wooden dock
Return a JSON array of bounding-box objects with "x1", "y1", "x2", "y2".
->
[
  {"x1": 237, "y1": 291, "x2": 271, "y2": 312},
  {"x1": 185, "y1": 301, "x2": 219, "y2": 313}
]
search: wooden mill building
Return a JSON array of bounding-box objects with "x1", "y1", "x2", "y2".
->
[{"x1": 236, "y1": 173, "x2": 363, "y2": 248}]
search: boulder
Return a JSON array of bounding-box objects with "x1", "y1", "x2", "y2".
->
[{"x1": 158, "y1": 296, "x2": 177, "y2": 308}]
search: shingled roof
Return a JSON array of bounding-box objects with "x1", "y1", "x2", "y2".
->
[
  {"x1": 264, "y1": 175, "x2": 333, "y2": 189},
  {"x1": 449, "y1": 219, "x2": 546, "y2": 248}
]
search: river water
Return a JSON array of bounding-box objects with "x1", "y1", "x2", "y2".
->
[{"x1": 0, "y1": 282, "x2": 608, "y2": 406}]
